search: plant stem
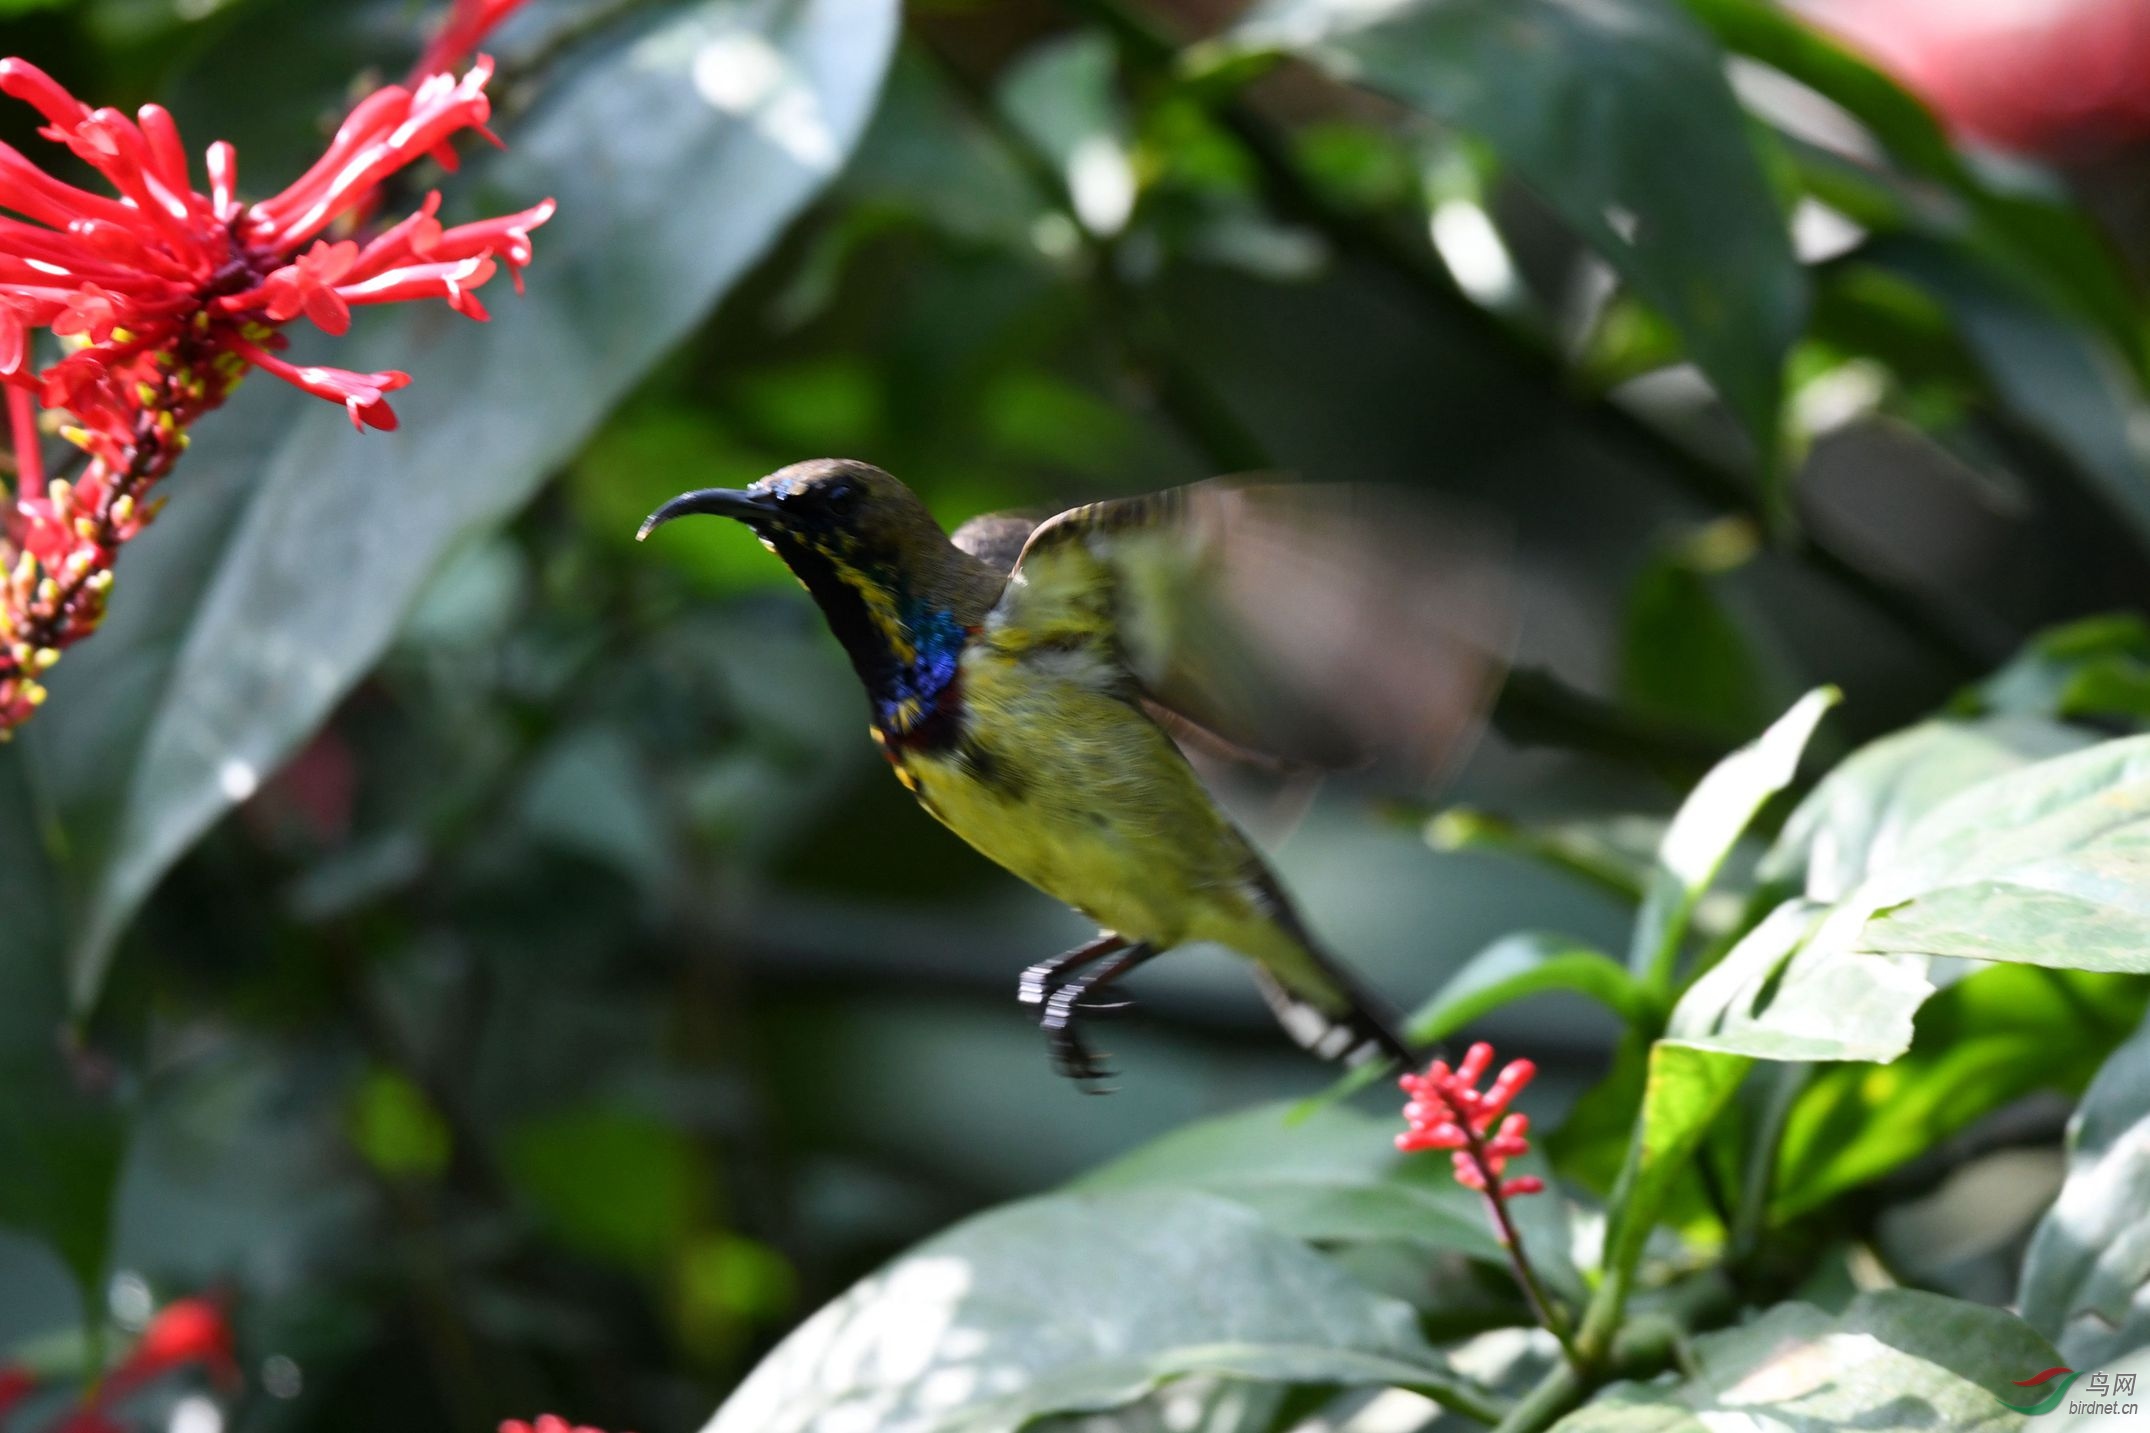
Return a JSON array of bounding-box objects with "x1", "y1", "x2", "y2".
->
[
  {"x1": 1405, "y1": 1370, "x2": 1516, "y2": 1428},
  {"x1": 1494, "y1": 1361, "x2": 1585, "y2": 1433},
  {"x1": 1459, "y1": 1122, "x2": 1580, "y2": 1367}
]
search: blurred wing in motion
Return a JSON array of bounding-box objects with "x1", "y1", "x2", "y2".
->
[{"x1": 995, "y1": 479, "x2": 1512, "y2": 790}]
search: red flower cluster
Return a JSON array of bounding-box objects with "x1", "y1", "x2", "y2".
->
[
  {"x1": 0, "y1": 1297, "x2": 237, "y2": 1432},
  {"x1": 0, "y1": 49, "x2": 552, "y2": 735},
  {"x1": 1398, "y1": 1041, "x2": 1544, "y2": 1201},
  {"x1": 501, "y1": 1417, "x2": 627, "y2": 1433}
]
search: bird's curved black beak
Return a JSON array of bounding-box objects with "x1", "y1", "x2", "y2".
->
[{"x1": 635, "y1": 487, "x2": 782, "y2": 542}]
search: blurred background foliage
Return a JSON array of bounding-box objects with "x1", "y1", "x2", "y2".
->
[{"x1": 2, "y1": 0, "x2": 2150, "y2": 1429}]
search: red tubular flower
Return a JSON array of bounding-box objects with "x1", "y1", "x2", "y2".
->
[
  {"x1": 501, "y1": 1417, "x2": 628, "y2": 1433},
  {"x1": 0, "y1": 1363, "x2": 34, "y2": 1417},
  {"x1": 104, "y1": 1296, "x2": 241, "y2": 1398},
  {"x1": 0, "y1": 45, "x2": 553, "y2": 737},
  {"x1": 1398, "y1": 1042, "x2": 1544, "y2": 1203},
  {"x1": 417, "y1": 0, "x2": 536, "y2": 83}
]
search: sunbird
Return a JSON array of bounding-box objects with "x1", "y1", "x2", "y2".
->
[{"x1": 639, "y1": 460, "x2": 1505, "y2": 1086}]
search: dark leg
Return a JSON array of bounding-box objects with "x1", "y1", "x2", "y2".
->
[
  {"x1": 1017, "y1": 932, "x2": 1127, "y2": 1009},
  {"x1": 1040, "y1": 943, "x2": 1160, "y2": 1090}
]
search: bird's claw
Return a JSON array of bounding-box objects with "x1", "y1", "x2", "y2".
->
[
  {"x1": 1019, "y1": 939, "x2": 1154, "y2": 1090},
  {"x1": 1047, "y1": 1023, "x2": 1116, "y2": 1089},
  {"x1": 1042, "y1": 985, "x2": 1117, "y2": 1089}
]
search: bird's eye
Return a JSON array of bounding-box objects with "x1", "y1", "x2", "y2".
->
[{"x1": 824, "y1": 481, "x2": 860, "y2": 515}]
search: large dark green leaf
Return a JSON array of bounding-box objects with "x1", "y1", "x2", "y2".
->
[
  {"x1": 1218, "y1": 0, "x2": 1804, "y2": 450},
  {"x1": 2020, "y1": 1006, "x2": 2150, "y2": 1370},
  {"x1": 1077, "y1": 1101, "x2": 1508, "y2": 1263},
  {"x1": 1553, "y1": 1291, "x2": 2061, "y2": 1431},
  {"x1": 703, "y1": 1189, "x2": 1500, "y2": 1433},
  {"x1": 3, "y1": 0, "x2": 900, "y2": 1008},
  {"x1": 0, "y1": 758, "x2": 126, "y2": 1306}
]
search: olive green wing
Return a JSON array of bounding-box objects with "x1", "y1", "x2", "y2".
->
[{"x1": 1002, "y1": 479, "x2": 1511, "y2": 787}]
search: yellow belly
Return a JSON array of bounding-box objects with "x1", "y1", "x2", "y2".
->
[{"x1": 887, "y1": 645, "x2": 1271, "y2": 951}]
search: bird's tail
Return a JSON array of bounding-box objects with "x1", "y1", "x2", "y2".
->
[
  {"x1": 1238, "y1": 882, "x2": 1419, "y2": 1069},
  {"x1": 1250, "y1": 959, "x2": 1418, "y2": 1070}
]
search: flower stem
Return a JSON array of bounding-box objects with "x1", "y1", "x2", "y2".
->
[{"x1": 1463, "y1": 1119, "x2": 1580, "y2": 1367}]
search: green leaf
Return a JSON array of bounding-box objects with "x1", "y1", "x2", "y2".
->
[
  {"x1": 0, "y1": 759, "x2": 126, "y2": 1307},
  {"x1": 1554, "y1": 1291, "x2": 2061, "y2": 1431},
  {"x1": 1578, "y1": 1041, "x2": 1748, "y2": 1356},
  {"x1": 1618, "y1": 524, "x2": 1772, "y2": 741},
  {"x1": 1078, "y1": 1102, "x2": 1508, "y2": 1264},
  {"x1": 1776, "y1": 965, "x2": 2143, "y2": 1218},
  {"x1": 1424, "y1": 809, "x2": 1655, "y2": 904},
  {"x1": 1000, "y1": 31, "x2": 1135, "y2": 237},
  {"x1": 1630, "y1": 687, "x2": 1839, "y2": 989},
  {"x1": 1677, "y1": 0, "x2": 2141, "y2": 353},
  {"x1": 1853, "y1": 734, "x2": 2150, "y2": 974},
  {"x1": 7, "y1": 0, "x2": 900, "y2": 1010},
  {"x1": 1763, "y1": 714, "x2": 2098, "y2": 902},
  {"x1": 1865, "y1": 236, "x2": 2150, "y2": 547},
  {"x1": 703, "y1": 1189, "x2": 1500, "y2": 1433},
  {"x1": 1681, "y1": 732, "x2": 2150, "y2": 1063},
  {"x1": 1218, "y1": 0, "x2": 1804, "y2": 451},
  {"x1": 1969, "y1": 614, "x2": 2150, "y2": 728},
  {"x1": 505, "y1": 1105, "x2": 710, "y2": 1271},
  {"x1": 1407, "y1": 934, "x2": 1647, "y2": 1045},
  {"x1": 1669, "y1": 897, "x2": 1930, "y2": 1063},
  {"x1": 2020, "y1": 1005, "x2": 2150, "y2": 1369}
]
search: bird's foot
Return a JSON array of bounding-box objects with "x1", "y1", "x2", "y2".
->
[
  {"x1": 1018, "y1": 933, "x2": 1127, "y2": 1008},
  {"x1": 1042, "y1": 985, "x2": 1116, "y2": 1091}
]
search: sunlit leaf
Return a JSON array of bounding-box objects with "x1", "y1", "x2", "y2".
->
[
  {"x1": 1763, "y1": 714, "x2": 2096, "y2": 902},
  {"x1": 1553, "y1": 1291, "x2": 2060, "y2": 1432},
  {"x1": 704, "y1": 1190, "x2": 1498, "y2": 1433},
  {"x1": 1854, "y1": 735, "x2": 2150, "y2": 974},
  {"x1": 2020, "y1": 1005, "x2": 2150, "y2": 1370},
  {"x1": 1678, "y1": 733, "x2": 2150, "y2": 1064},
  {"x1": 1669, "y1": 897, "x2": 1929, "y2": 1063},
  {"x1": 1079, "y1": 1101, "x2": 1507, "y2": 1263},
  {"x1": 1579, "y1": 1040, "x2": 1748, "y2": 1353},
  {"x1": 1630, "y1": 687, "x2": 1838, "y2": 989}
]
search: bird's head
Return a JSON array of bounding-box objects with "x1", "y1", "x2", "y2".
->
[
  {"x1": 637, "y1": 457, "x2": 946, "y2": 563},
  {"x1": 637, "y1": 459, "x2": 998, "y2": 698}
]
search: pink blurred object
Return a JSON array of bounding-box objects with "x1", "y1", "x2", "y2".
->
[{"x1": 1798, "y1": 0, "x2": 2150, "y2": 158}]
